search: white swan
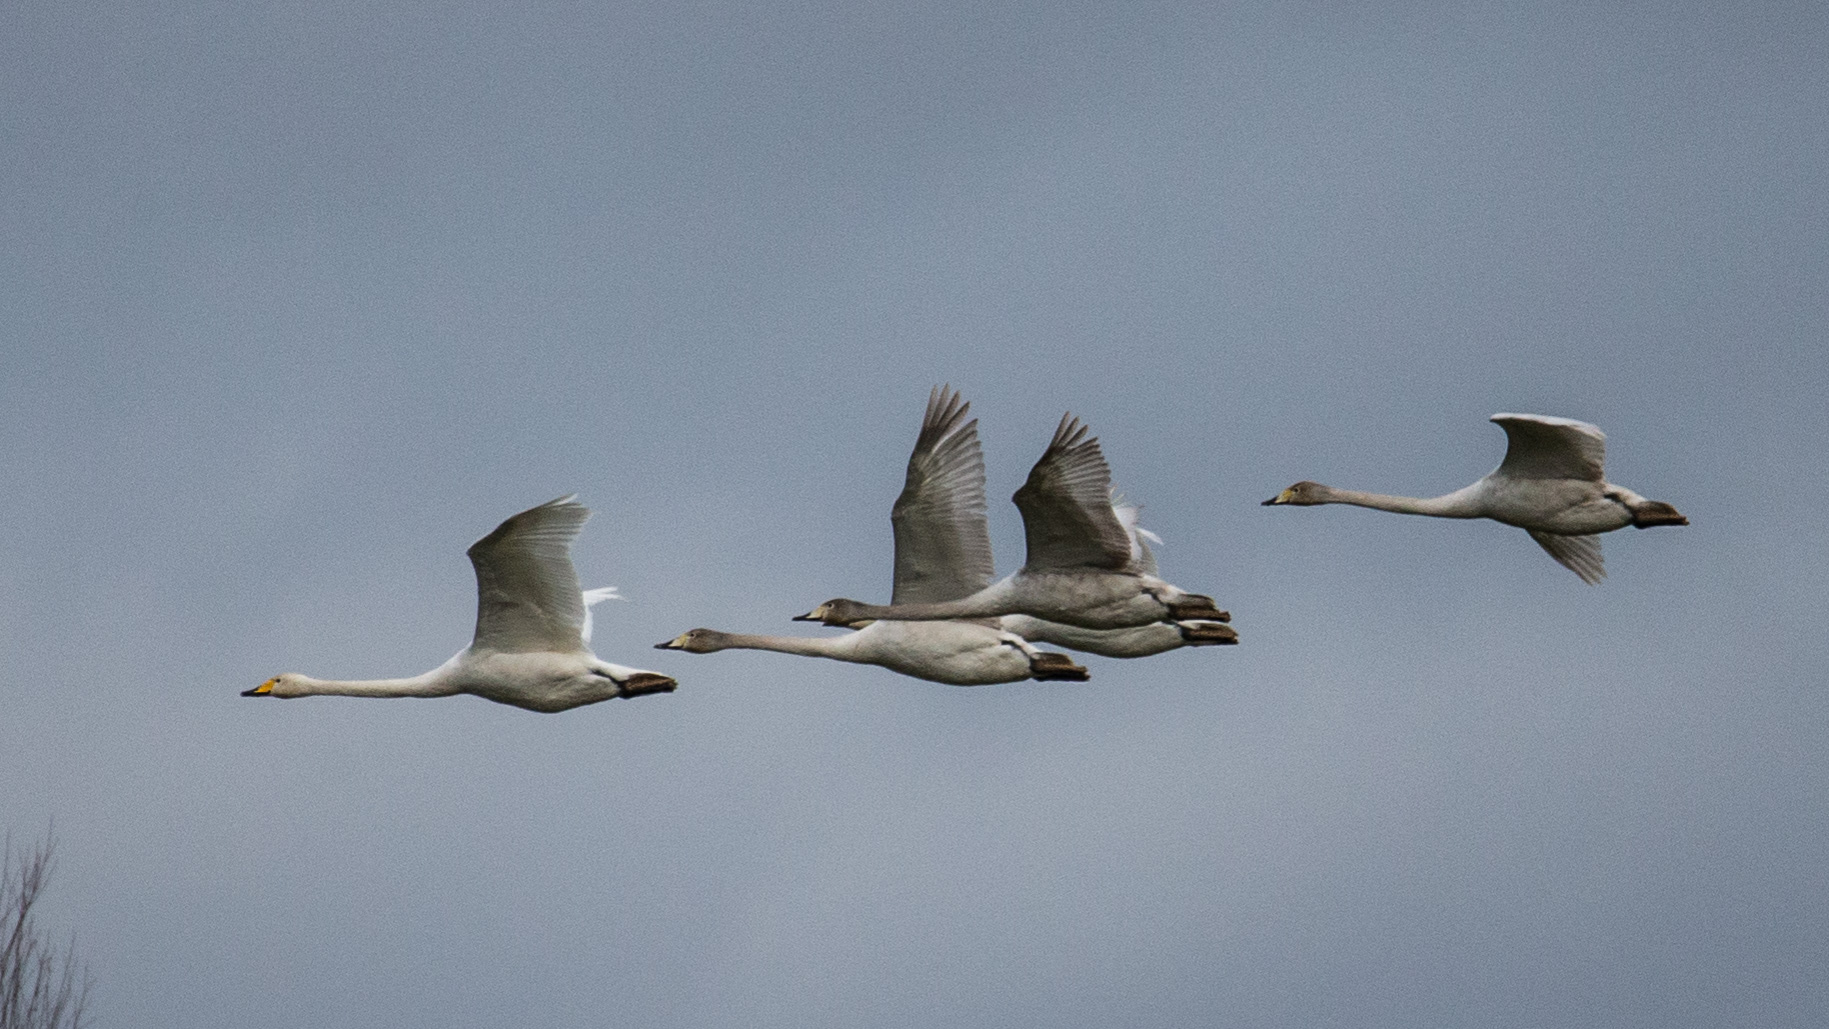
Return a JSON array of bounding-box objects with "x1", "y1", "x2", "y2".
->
[
  {"x1": 656, "y1": 621, "x2": 1085, "y2": 685},
  {"x1": 803, "y1": 413, "x2": 1230, "y2": 630},
  {"x1": 997, "y1": 498, "x2": 1237, "y2": 655},
  {"x1": 244, "y1": 496, "x2": 678, "y2": 711},
  {"x1": 658, "y1": 387, "x2": 1089, "y2": 684},
  {"x1": 1264, "y1": 413, "x2": 1688, "y2": 584}
]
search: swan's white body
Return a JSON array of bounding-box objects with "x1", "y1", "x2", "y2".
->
[
  {"x1": 806, "y1": 414, "x2": 1229, "y2": 631},
  {"x1": 1265, "y1": 413, "x2": 1688, "y2": 584},
  {"x1": 247, "y1": 497, "x2": 677, "y2": 712},
  {"x1": 660, "y1": 620, "x2": 1066, "y2": 686},
  {"x1": 661, "y1": 387, "x2": 1088, "y2": 684}
]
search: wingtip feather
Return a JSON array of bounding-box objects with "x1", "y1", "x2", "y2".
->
[{"x1": 1490, "y1": 412, "x2": 1606, "y2": 440}]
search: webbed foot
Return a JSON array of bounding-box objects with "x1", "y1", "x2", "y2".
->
[
  {"x1": 620, "y1": 673, "x2": 679, "y2": 698},
  {"x1": 1177, "y1": 621, "x2": 1239, "y2": 645},
  {"x1": 1029, "y1": 653, "x2": 1090, "y2": 682},
  {"x1": 1632, "y1": 501, "x2": 1689, "y2": 528},
  {"x1": 1166, "y1": 597, "x2": 1229, "y2": 623}
]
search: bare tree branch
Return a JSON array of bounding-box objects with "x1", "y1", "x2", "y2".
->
[{"x1": 0, "y1": 830, "x2": 91, "y2": 1029}]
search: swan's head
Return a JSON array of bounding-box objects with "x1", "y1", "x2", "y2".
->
[
  {"x1": 794, "y1": 599, "x2": 867, "y2": 628},
  {"x1": 243, "y1": 674, "x2": 301, "y2": 698},
  {"x1": 655, "y1": 629, "x2": 731, "y2": 654},
  {"x1": 1263, "y1": 481, "x2": 1328, "y2": 506}
]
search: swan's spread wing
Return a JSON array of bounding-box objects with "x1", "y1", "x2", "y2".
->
[
  {"x1": 1528, "y1": 530, "x2": 1606, "y2": 584},
  {"x1": 1012, "y1": 414, "x2": 1133, "y2": 571},
  {"x1": 891, "y1": 386, "x2": 996, "y2": 605},
  {"x1": 1112, "y1": 496, "x2": 1162, "y2": 576},
  {"x1": 1492, "y1": 414, "x2": 1606, "y2": 482},
  {"x1": 579, "y1": 586, "x2": 622, "y2": 646},
  {"x1": 467, "y1": 496, "x2": 591, "y2": 653}
]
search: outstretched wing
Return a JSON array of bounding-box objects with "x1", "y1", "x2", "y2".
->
[
  {"x1": 891, "y1": 386, "x2": 997, "y2": 605},
  {"x1": 467, "y1": 496, "x2": 591, "y2": 653},
  {"x1": 1112, "y1": 495, "x2": 1162, "y2": 576},
  {"x1": 1492, "y1": 414, "x2": 1606, "y2": 482},
  {"x1": 1527, "y1": 530, "x2": 1606, "y2": 585},
  {"x1": 1012, "y1": 414, "x2": 1133, "y2": 572},
  {"x1": 579, "y1": 586, "x2": 623, "y2": 646}
]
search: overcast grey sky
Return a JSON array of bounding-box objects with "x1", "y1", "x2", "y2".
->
[{"x1": 3, "y1": 0, "x2": 1826, "y2": 1026}]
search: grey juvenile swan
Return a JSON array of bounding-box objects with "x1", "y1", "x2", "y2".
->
[
  {"x1": 658, "y1": 387, "x2": 1089, "y2": 684},
  {"x1": 803, "y1": 412, "x2": 1230, "y2": 631},
  {"x1": 245, "y1": 496, "x2": 678, "y2": 711},
  {"x1": 1264, "y1": 413, "x2": 1688, "y2": 584},
  {"x1": 998, "y1": 500, "x2": 1236, "y2": 655}
]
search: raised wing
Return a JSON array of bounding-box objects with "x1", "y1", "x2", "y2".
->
[
  {"x1": 1112, "y1": 495, "x2": 1162, "y2": 576},
  {"x1": 579, "y1": 586, "x2": 622, "y2": 646},
  {"x1": 467, "y1": 496, "x2": 592, "y2": 653},
  {"x1": 1527, "y1": 530, "x2": 1606, "y2": 584},
  {"x1": 1012, "y1": 414, "x2": 1133, "y2": 572},
  {"x1": 890, "y1": 386, "x2": 997, "y2": 605},
  {"x1": 1491, "y1": 414, "x2": 1606, "y2": 482}
]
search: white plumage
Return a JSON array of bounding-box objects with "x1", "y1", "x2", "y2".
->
[
  {"x1": 803, "y1": 412, "x2": 1230, "y2": 630},
  {"x1": 660, "y1": 387, "x2": 1089, "y2": 684},
  {"x1": 245, "y1": 496, "x2": 676, "y2": 712},
  {"x1": 1265, "y1": 413, "x2": 1688, "y2": 583}
]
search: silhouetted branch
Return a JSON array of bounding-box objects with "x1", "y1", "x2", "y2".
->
[{"x1": 0, "y1": 830, "x2": 90, "y2": 1029}]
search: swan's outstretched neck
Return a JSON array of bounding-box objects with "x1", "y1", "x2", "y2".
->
[
  {"x1": 662, "y1": 630, "x2": 864, "y2": 662},
  {"x1": 798, "y1": 580, "x2": 1014, "y2": 627},
  {"x1": 829, "y1": 599, "x2": 983, "y2": 623},
  {"x1": 1319, "y1": 484, "x2": 1482, "y2": 518},
  {"x1": 245, "y1": 668, "x2": 461, "y2": 699},
  {"x1": 724, "y1": 632, "x2": 859, "y2": 659}
]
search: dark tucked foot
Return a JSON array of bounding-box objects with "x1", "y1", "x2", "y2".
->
[
  {"x1": 1166, "y1": 600, "x2": 1229, "y2": 623},
  {"x1": 620, "y1": 673, "x2": 679, "y2": 698},
  {"x1": 1632, "y1": 501, "x2": 1689, "y2": 528},
  {"x1": 1177, "y1": 621, "x2": 1239, "y2": 645},
  {"x1": 1029, "y1": 653, "x2": 1090, "y2": 682}
]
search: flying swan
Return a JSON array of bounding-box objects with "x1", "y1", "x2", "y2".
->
[
  {"x1": 659, "y1": 387, "x2": 1089, "y2": 684},
  {"x1": 802, "y1": 412, "x2": 1230, "y2": 631},
  {"x1": 244, "y1": 496, "x2": 678, "y2": 711},
  {"x1": 998, "y1": 498, "x2": 1236, "y2": 655},
  {"x1": 1263, "y1": 413, "x2": 1688, "y2": 583}
]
